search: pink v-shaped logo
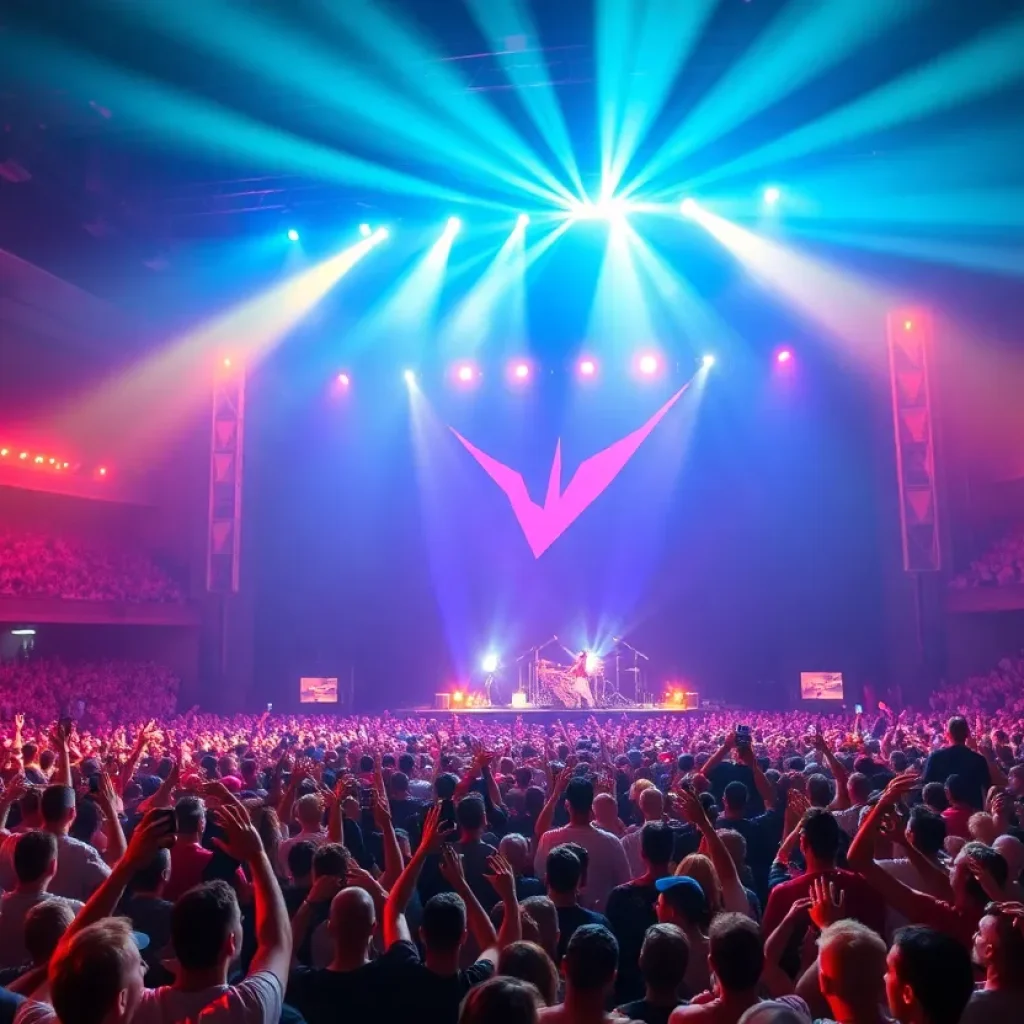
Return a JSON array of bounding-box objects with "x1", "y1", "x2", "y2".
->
[{"x1": 451, "y1": 382, "x2": 690, "y2": 558}]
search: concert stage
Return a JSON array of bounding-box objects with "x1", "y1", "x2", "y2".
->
[{"x1": 399, "y1": 705, "x2": 696, "y2": 723}]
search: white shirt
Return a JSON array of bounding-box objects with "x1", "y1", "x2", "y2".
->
[
  {"x1": 0, "y1": 892, "x2": 83, "y2": 968},
  {"x1": 278, "y1": 828, "x2": 328, "y2": 877},
  {"x1": 534, "y1": 822, "x2": 630, "y2": 912},
  {"x1": 621, "y1": 825, "x2": 651, "y2": 879},
  {"x1": 15, "y1": 971, "x2": 283, "y2": 1024}
]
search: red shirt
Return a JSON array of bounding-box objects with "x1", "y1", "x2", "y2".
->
[
  {"x1": 762, "y1": 868, "x2": 887, "y2": 938},
  {"x1": 165, "y1": 841, "x2": 214, "y2": 902},
  {"x1": 942, "y1": 806, "x2": 973, "y2": 840}
]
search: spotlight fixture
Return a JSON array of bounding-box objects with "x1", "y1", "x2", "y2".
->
[
  {"x1": 702, "y1": 354, "x2": 716, "y2": 369},
  {"x1": 403, "y1": 369, "x2": 416, "y2": 385},
  {"x1": 511, "y1": 361, "x2": 531, "y2": 382},
  {"x1": 680, "y1": 198, "x2": 699, "y2": 216},
  {"x1": 578, "y1": 357, "x2": 597, "y2": 378},
  {"x1": 763, "y1": 186, "x2": 781, "y2": 206},
  {"x1": 456, "y1": 363, "x2": 476, "y2": 383},
  {"x1": 776, "y1": 348, "x2": 793, "y2": 364},
  {"x1": 638, "y1": 354, "x2": 659, "y2": 376},
  {"x1": 517, "y1": 213, "x2": 529, "y2": 229},
  {"x1": 481, "y1": 652, "x2": 500, "y2": 674},
  {"x1": 287, "y1": 228, "x2": 300, "y2": 242},
  {"x1": 446, "y1": 216, "x2": 462, "y2": 235},
  {"x1": 337, "y1": 373, "x2": 351, "y2": 387},
  {"x1": 359, "y1": 223, "x2": 372, "y2": 238},
  {"x1": 903, "y1": 320, "x2": 913, "y2": 331}
]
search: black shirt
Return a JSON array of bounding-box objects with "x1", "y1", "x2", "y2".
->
[
  {"x1": 616, "y1": 998, "x2": 686, "y2": 1024},
  {"x1": 118, "y1": 893, "x2": 173, "y2": 981},
  {"x1": 606, "y1": 881, "x2": 658, "y2": 1003},
  {"x1": 384, "y1": 940, "x2": 495, "y2": 1024},
  {"x1": 287, "y1": 952, "x2": 407, "y2": 1024},
  {"x1": 706, "y1": 762, "x2": 765, "y2": 814},
  {"x1": 923, "y1": 744, "x2": 992, "y2": 809},
  {"x1": 556, "y1": 905, "x2": 611, "y2": 961}
]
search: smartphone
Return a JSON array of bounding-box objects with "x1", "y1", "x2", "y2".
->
[
  {"x1": 151, "y1": 808, "x2": 176, "y2": 833},
  {"x1": 735, "y1": 724, "x2": 751, "y2": 749},
  {"x1": 266, "y1": 702, "x2": 273, "y2": 713},
  {"x1": 855, "y1": 704, "x2": 863, "y2": 714},
  {"x1": 359, "y1": 786, "x2": 372, "y2": 810},
  {"x1": 439, "y1": 797, "x2": 457, "y2": 830}
]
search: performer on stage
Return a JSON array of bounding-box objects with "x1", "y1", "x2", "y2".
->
[{"x1": 571, "y1": 651, "x2": 596, "y2": 708}]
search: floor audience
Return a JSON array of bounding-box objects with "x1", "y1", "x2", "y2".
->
[{"x1": 0, "y1": 684, "x2": 1019, "y2": 1024}]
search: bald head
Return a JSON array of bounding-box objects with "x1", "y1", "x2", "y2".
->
[
  {"x1": 639, "y1": 787, "x2": 664, "y2": 820},
  {"x1": 329, "y1": 887, "x2": 376, "y2": 952},
  {"x1": 593, "y1": 793, "x2": 618, "y2": 825}
]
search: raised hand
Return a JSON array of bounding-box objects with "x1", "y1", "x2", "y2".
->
[
  {"x1": 420, "y1": 802, "x2": 457, "y2": 852},
  {"x1": 124, "y1": 808, "x2": 176, "y2": 867},
  {"x1": 785, "y1": 790, "x2": 810, "y2": 833},
  {"x1": 14, "y1": 713, "x2": 24, "y2": 731},
  {"x1": 371, "y1": 789, "x2": 393, "y2": 831},
  {"x1": 484, "y1": 853, "x2": 517, "y2": 903},
  {"x1": 675, "y1": 787, "x2": 710, "y2": 829},
  {"x1": 808, "y1": 876, "x2": 846, "y2": 930},
  {"x1": 307, "y1": 874, "x2": 345, "y2": 904},
  {"x1": 881, "y1": 771, "x2": 920, "y2": 806},
  {"x1": 212, "y1": 801, "x2": 264, "y2": 863},
  {"x1": 95, "y1": 771, "x2": 119, "y2": 811},
  {"x1": 439, "y1": 843, "x2": 466, "y2": 888}
]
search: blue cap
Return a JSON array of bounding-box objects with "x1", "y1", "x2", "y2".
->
[{"x1": 654, "y1": 876, "x2": 708, "y2": 920}]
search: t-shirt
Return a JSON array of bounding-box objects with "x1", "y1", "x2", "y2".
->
[
  {"x1": 166, "y1": 842, "x2": 215, "y2": 902},
  {"x1": 14, "y1": 972, "x2": 283, "y2": 1024},
  {"x1": 535, "y1": 823, "x2": 631, "y2": 912},
  {"x1": 762, "y1": 869, "x2": 887, "y2": 940},
  {"x1": 922, "y1": 745, "x2": 991, "y2": 809},
  {"x1": 616, "y1": 998, "x2": 685, "y2": 1024},
  {"x1": 960, "y1": 987, "x2": 1024, "y2": 1024},
  {"x1": 0, "y1": 892, "x2": 83, "y2": 969},
  {"x1": 942, "y1": 806, "x2": 973, "y2": 840},
  {"x1": 606, "y1": 881, "x2": 658, "y2": 1003},
  {"x1": 277, "y1": 829, "x2": 328, "y2": 879},
  {"x1": 555, "y1": 904, "x2": 611, "y2": 961},
  {"x1": 287, "y1": 956, "x2": 404, "y2": 1024},
  {"x1": 381, "y1": 940, "x2": 494, "y2": 1024},
  {"x1": 119, "y1": 894, "x2": 173, "y2": 969},
  {"x1": 705, "y1": 762, "x2": 765, "y2": 814},
  {"x1": 48, "y1": 836, "x2": 110, "y2": 904}
]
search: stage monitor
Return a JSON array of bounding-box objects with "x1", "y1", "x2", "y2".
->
[
  {"x1": 800, "y1": 671, "x2": 844, "y2": 701},
  {"x1": 300, "y1": 677, "x2": 338, "y2": 704}
]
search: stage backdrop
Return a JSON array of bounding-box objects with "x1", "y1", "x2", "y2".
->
[{"x1": 248, "y1": 333, "x2": 891, "y2": 710}]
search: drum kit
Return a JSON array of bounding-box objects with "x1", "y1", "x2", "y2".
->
[{"x1": 515, "y1": 635, "x2": 650, "y2": 708}]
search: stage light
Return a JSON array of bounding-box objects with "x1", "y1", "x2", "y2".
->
[
  {"x1": 18, "y1": 452, "x2": 27, "y2": 460},
  {"x1": 763, "y1": 186, "x2": 781, "y2": 206},
  {"x1": 455, "y1": 362, "x2": 478, "y2": 384},
  {"x1": 337, "y1": 372, "x2": 351, "y2": 387},
  {"x1": 481, "y1": 652, "x2": 499, "y2": 674},
  {"x1": 680, "y1": 198, "x2": 699, "y2": 216},
  {"x1": 452, "y1": 689, "x2": 465, "y2": 704},
  {"x1": 578, "y1": 358, "x2": 597, "y2": 378},
  {"x1": 446, "y1": 216, "x2": 462, "y2": 235},
  {"x1": 517, "y1": 213, "x2": 529, "y2": 229},
  {"x1": 585, "y1": 651, "x2": 602, "y2": 675},
  {"x1": 776, "y1": 348, "x2": 793, "y2": 364},
  {"x1": 62, "y1": 463, "x2": 69, "y2": 469},
  {"x1": 702, "y1": 354, "x2": 715, "y2": 369},
  {"x1": 511, "y1": 690, "x2": 528, "y2": 709},
  {"x1": 33, "y1": 456, "x2": 43, "y2": 464},
  {"x1": 403, "y1": 369, "x2": 416, "y2": 386},
  {"x1": 48, "y1": 458, "x2": 55, "y2": 465},
  {"x1": 0, "y1": 449, "x2": 7, "y2": 457},
  {"x1": 904, "y1": 320, "x2": 913, "y2": 331},
  {"x1": 512, "y1": 361, "x2": 530, "y2": 381},
  {"x1": 222, "y1": 357, "x2": 232, "y2": 369},
  {"x1": 359, "y1": 223, "x2": 372, "y2": 238},
  {"x1": 10, "y1": 629, "x2": 35, "y2": 636},
  {"x1": 639, "y1": 354, "x2": 659, "y2": 376},
  {"x1": 98, "y1": 467, "x2": 107, "y2": 477},
  {"x1": 377, "y1": 227, "x2": 390, "y2": 241},
  {"x1": 287, "y1": 228, "x2": 300, "y2": 242}
]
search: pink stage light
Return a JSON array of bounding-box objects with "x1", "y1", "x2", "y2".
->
[
  {"x1": 638, "y1": 353, "x2": 659, "y2": 376},
  {"x1": 578, "y1": 358, "x2": 597, "y2": 378},
  {"x1": 776, "y1": 348, "x2": 793, "y2": 364},
  {"x1": 512, "y1": 361, "x2": 530, "y2": 381},
  {"x1": 455, "y1": 362, "x2": 478, "y2": 384},
  {"x1": 337, "y1": 372, "x2": 351, "y2": 387}
]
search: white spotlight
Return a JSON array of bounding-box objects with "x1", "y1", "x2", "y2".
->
[
  {"x1": 359, "y1": 223, "x2": 373, "y2": 238},
  {"x1": 680, "y1": 198, "x2": 699, "y2": 217},
  {"x1": 446, "y1": 216, "x2": 462, "y2": 235},
  {"x1": 702, "y1": 354, "x2": 716, "y2": 369},
  {"x1": 763, "y1": 186, "x2": 781, "y2": 206},
  {"x1": 517, "y1": 213, "x2": 529, "y2": 229},
  {"x1": 481, "y1": 652, "x2": 499, "y2": 674},
  {"x1": 403, "y1": 369, "x2": 416, "y2": 386}
]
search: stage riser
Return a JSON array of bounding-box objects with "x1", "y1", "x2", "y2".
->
[{"x1": 394, "y1": 706, "x2": 695, "y2": 723}]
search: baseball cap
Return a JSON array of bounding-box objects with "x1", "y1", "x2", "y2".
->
[{"x1": 654, "y1": 875, "x2": 708, "y2": 921}]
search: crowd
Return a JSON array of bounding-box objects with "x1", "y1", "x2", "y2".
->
[
  {"x1": 0, "y1": 660, "x2": 180, "y2": 730},
  {"x1": 950, "y1": 524, "x2": 1024, "y2": 589},
  {"x1": 0, "y1": 530, "x2": 184, "y2": 604},
  {"x1": 0, "y1": 687, "x2": 1021, "y2": 1024}
]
